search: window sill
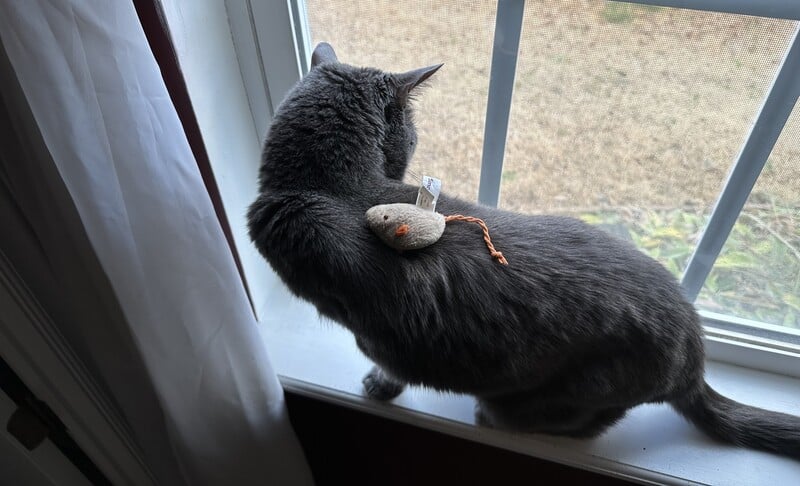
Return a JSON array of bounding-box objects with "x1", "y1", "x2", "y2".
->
[{"x1": 258, "y1": 274, "x2": 800, "y2": 485}]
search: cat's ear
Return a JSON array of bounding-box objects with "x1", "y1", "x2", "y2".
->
[
  {"x1": 394, "y1": 63, "x2": 443, "y2": 103},
  {"x1": 311, "y1": 42, "x2": 338, "y2": 68}
]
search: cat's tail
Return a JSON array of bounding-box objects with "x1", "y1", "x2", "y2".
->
[{"x1": 672, "y1": 381, "x2": 800, "y2": 459}]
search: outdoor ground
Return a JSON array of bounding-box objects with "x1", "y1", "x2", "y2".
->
[{"x1": 305, "y1": 0, "x2": 799, "y2": 329}]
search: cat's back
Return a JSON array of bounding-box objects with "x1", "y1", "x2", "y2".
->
[
  {"x1": 437, "y1": 197, "x2": 677, "y2": 288},
  {"x1": 426, "y1": 201, "x2": 698, "y2": 335}
]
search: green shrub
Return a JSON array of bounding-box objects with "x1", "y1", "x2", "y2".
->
[
  {"x1": 602, "y1": 3, "x2": 633, "y2": 24},
  {"x1": 580, "y1": 205, "x2": 799, "y2": 329}
]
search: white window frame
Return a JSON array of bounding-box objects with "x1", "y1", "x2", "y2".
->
[{"x1": 228, "y1": 0, "x2": 800, "y2": 379}]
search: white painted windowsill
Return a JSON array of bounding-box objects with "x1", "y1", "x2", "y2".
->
[{"x1": 258, "y1": 271, "x2": 800, "y2": 486}]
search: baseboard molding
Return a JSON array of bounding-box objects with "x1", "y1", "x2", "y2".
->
[{"x1": 0, "y1": 251, "x2": 156, "y2": 486}]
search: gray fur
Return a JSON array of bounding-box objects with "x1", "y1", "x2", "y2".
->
[{"x1": 247, "y1": 44, "x2": 800, "y2": 458}]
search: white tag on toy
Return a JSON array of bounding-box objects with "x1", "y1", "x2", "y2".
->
[{"x1": 415, "y1": 175, "x2": 441, "y2": 211}]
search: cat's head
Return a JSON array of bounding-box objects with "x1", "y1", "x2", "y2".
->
[{"x1": 260, "y1": 43, "x2": 441, "y2": 192}]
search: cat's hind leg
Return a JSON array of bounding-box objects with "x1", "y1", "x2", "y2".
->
[
  {"x1": 568, "y1": 406, "x2": 628, "y2": 438},
  {"x1": 475, "y1": 395, "x2": 627, "y2": 438},
  {"x1": 362, "y1": 365, "x2": 406, "y2": 401}
]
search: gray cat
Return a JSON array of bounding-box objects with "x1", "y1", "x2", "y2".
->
[{"x1": 248, "y1": 43, "x2": 799, "y2": 459}]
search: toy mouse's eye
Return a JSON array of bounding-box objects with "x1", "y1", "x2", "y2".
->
[{"x1": 383, "y1": 215, "x2": 389, "y2": 221}]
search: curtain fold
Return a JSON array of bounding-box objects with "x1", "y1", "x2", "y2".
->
[{"x1": 0, "y1": 1, "x2": 312, "y2": 484}]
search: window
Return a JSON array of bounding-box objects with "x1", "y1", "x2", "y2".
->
[
  {"x1": 295, "y1": 0, "x2": 800, "y2": 368},
  {"x1": 697, "y1": 105, "x2": 800, "y2": 333},
  {"x1": 306, "y1": 0, "x2": 497, "y2": 200}
]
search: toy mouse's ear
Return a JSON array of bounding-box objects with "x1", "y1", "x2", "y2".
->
[
  {"x1": 394, "y1": 63, "x2": 443, "y2": 104},
  {"x1": 311, "y1": 42, "x2": 338, "y2": 68}
]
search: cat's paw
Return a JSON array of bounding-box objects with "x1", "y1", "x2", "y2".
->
[{"x1": 362, "y1": 366, "x2": 405, "y2": 401}]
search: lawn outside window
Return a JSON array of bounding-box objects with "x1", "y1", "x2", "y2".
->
[{"x1": 222, "y1": 0, "x2": 800, "y2": 483}]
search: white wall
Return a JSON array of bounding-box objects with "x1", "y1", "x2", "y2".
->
[{"x1": 159, "y1": 0, "x2": 272, "y2": 317}]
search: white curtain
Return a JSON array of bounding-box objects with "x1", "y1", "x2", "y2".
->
[{"x1": 0, "y1": 1, "x2": 312, "y2": 484}]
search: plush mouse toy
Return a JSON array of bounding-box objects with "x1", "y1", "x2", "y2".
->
[{"x1": 365, "y1": 203, "x2": 508, "y2": 265}]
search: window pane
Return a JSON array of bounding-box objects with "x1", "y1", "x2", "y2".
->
[
  {"x1": 696, "y1": 105, "x2": 800, "y2": 331},
  {"x1": 500, "y1": 2, "x2": 795, "y2": 278},
  {"x1": 305, "y1": 0, "x2": 496, "y2": 201},
  {"x1": 305, "y1": 0, "x2": 799, "y2": 331}
]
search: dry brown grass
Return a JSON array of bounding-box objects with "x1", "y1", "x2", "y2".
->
[
  {"x1": 305, "y1": 1, "x2": 800, "y2": 327},
  {"x1": 306, "y1": 0, "x2": 799, "y2": 214}
]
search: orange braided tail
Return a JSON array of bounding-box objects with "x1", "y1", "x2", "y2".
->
[{"x1": 444, "y1": 215, "x2": 508, "y2": 265}]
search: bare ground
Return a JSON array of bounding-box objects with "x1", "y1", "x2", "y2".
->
[
  {"x1": 306, "y1": 0, "x2": 799, "y2": 213},
  {"x1": 305, "y1": 1, "x2": 800, "y2": 327}
]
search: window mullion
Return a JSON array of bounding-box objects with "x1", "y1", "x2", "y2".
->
[
  {"x1": 680, "y1": 26, "x2": 800, "y2": 302},
  {"x1": 619, "y1": 0, "x2": 800, "y2": 20},
  {"x1": 477, "y1": 0, "x2": 525, "y2": 207},
  {"x1": 289, "y1": 0, "x2": 313, "y2": 75}
]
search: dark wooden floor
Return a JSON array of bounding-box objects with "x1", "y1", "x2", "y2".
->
[{"x1": 286, "y1": 393, "x2": 635, "y2": 486}]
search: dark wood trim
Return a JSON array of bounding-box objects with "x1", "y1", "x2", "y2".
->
[{"x1": 285, "y1": 392, "x2": 635, "y2": 486}]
